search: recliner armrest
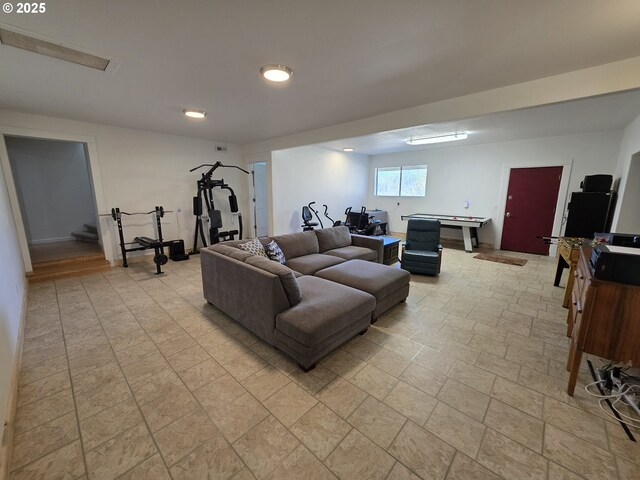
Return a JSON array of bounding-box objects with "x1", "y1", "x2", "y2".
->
[{"x1": 350, "y1": 234, "x2": 384, "y2": 263}]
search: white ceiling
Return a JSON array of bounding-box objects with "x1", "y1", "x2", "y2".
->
[
  {"x1": 1, "y1": 0, "x2": 640, "y2": 145},
  {"x1": 316, "y1": 89, "x2": 640, "y2": 155}
]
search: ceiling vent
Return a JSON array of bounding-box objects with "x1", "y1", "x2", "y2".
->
[{"x1": 0, "y1": 27, "x2": 111, "y2": 71}]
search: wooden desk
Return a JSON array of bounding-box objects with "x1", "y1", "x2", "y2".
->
[
  {"x1": 566, "y1": 247, "x2": 640, "y2": 395},
  {"x1": 554, "y1": 237, "x2": 583, "y2": 309}
]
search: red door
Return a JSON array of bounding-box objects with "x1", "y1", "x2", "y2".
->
[{"x1": 501, "y1": 166, "x2": 562, "y2": 255}]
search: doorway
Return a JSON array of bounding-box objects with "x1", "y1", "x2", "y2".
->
[
  {"x1": 501, "y1": 166, "x2": 563, "y2": 255},
  {"x1": 250, "y1": 162, "x2": 269, "y2": 237},
  {"x1": 5, "y1": 136, "x2": 108, "y2": 280},
  {"x1": 615, "y1": 152, "x2": 640, "y2": 232}
]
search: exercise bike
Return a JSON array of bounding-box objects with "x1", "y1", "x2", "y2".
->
[{"x1": 301, "y1": 202, "x2": 324, "y2": 230}]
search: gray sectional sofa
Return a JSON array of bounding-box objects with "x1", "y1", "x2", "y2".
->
[{"x1": 200, "y1": 226, "x2": 410, "y2": 371}]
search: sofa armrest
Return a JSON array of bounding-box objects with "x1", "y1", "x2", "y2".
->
[{"x1": 350, "y1": 234, "x2": 384, "y2": 263}]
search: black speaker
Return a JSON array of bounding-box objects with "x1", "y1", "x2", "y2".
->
[{"x1": 580, "y1": 174, "x2": 612, "y2": 193}]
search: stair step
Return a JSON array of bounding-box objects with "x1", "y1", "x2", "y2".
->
[
  {"x1": 33, "y1": 252, "x2": 107, "y2": 269},
  {"x1": 28, "y1": 261, "x2": 111, "y2": 283},
  {"x1": 71, "y1": 231, "x2": 99, "y2": 243},
  {"x1": 83, "y1": 224, "x2": 98, "y2": 234}
]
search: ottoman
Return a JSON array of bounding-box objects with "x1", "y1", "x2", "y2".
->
[{"x1": 315, "y1": 259, "x2": 410, "y2": 321}]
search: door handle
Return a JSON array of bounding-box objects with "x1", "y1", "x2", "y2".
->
[{"x1": 506, "y1": 212, "x2": 511, "y2": 217}]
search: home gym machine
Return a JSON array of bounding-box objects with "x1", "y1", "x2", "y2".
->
[
  {"x1": 190, "y1": 162, "x2": 249, "y2": 253},
  {"x1": 108, "y1": 206, "x2": 171, "y2": 275}
]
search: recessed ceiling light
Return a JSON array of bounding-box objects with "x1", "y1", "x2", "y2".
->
[
  {"x1": 260, "y1": 64, "x2": 293, "y2": 82},
  {"x1": 343, "y1": 147, "x2": 355, "y2": 152},
  {"x1": 406, "y1": 132, "x2": 468, "y2": 145},
  {"x1": 183, "y1": 109, "x2": 206, "y2": 119}
]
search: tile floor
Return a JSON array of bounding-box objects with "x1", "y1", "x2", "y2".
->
[{"x1": 9, "y1": 248, "x2": 640, "y2": 480}]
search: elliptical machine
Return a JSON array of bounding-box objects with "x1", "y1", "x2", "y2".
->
[
  {"x1": 190, "y1": 162, "x2": 249, "y2": 253},
  {"x1": 322, "y1": 205, "x2": 343, "y2": 227}
]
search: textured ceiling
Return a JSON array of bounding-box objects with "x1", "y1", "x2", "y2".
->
[{"x1": 1, "y1": 0, "x2": 640, "y2": 144}]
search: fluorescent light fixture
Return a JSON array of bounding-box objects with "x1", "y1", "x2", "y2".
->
[
  {"x1": 183, "y1": 109, "x2": 206, "y2": 119},
  {"x1": 406, "y1": 132, "x2": 468, "y2": 145},
  {"x1": 260, "y1": 64, "x2": 293, "y2": 82},
  {"x1": 342, "y1": 147, "x2": 355, "y2": 152}
]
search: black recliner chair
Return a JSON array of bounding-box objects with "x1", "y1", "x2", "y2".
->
[{"x1": 401, "y1": 219, "x2": 443, "y2": 275}]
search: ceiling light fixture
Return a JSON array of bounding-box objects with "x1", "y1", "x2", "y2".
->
[
  {"x1": 343, "y1": 147, "x2": 355, "y2": 152},
  {"x1": 406, "y1": 132, "x2": 468, "y2": 145},
  {"x1": 260, "y1": 64, "x2": 293, "y2": 82},
  {"x1": 183, "y1": 109, "x2": 206, "y2": 119}
]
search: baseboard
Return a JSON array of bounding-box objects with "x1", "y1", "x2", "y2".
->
[{"x1": 0, "y1": 279, "x2": 28, "y2": 480}]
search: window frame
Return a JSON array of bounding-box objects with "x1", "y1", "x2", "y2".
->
[{"x1": 374, "y1": 164, "x2": 427, "y2": 197}]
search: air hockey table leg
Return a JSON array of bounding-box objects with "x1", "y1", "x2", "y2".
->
[{"x1": 462, "y1": 227, "x2": 473, "y2": 252}]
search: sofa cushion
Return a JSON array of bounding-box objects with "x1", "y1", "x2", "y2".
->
[
  {"x1": 208, "y1": 243, "x2": 254, "y2": 262},
  {"x1": 238, "y1": 238, "x2": 268, "y2": 258},
  {"x1": 276, "y1": 276, "x2": 375, "y2": 346},
  {"x1": 403, "y1": 250, "x2": 440, "y2": 264},
  {"x1": 285, "y1": 254, "x2": 345, "y2": 276},
  {"x1": 271, "y1": 230, "x2": 319, "y2": 260},
  {"x1": 324, "y1": 245, "x2": 378, "y2": 262},
  {"x1": 264, "y1": 240, "x2": 286, "y2": 264},
  {"x1": 315, "y1": 226, "x2": 351, "y2": 252},
  {"x1": 245, "y1": 256, "x2": 301, "y2": 306}
]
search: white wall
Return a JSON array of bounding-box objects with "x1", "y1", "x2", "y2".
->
[
  {"x1": 271, "y1": 146, "x2": 369, "y2": 234},
  {"x1": 0, "y1": 158, "x2": 26, "y2": 459},
  {"x1": 0, "y1": 110, "x2": 247, "y2": 266},
  {"x1": 612, "y1": 113, "x2": 640, "y2": 232},
  {"x1": 6, "y1": 137, "x2": 97, "y2": 244},
  {"x1": 367, "y1": 130, "x2": 623, "y2": 246}
]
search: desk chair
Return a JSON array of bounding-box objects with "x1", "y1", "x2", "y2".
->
[{"x1": 401, "y1": 219, "x2": 442, "y2": 275}]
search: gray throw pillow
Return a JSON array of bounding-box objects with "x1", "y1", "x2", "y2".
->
[{"x1": 264, "y1": 240, "x2": 286, "y2": 264}]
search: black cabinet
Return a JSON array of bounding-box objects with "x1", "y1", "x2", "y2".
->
[{"x1": 564, "y1": 191, "x2": 616, "y2": 238}]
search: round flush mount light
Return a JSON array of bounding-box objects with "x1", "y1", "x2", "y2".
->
[
  {"x1": 183, "y1": 109, "x2": 206, "y2": 119},
  {"x1": 260, "y1": 64, "x2": 293, "y2": 82},
  {"x1": 343, "y1": 147, "x2": 355, "y2": 152}
]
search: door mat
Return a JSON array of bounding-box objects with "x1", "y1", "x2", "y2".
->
[{"x1": 473, "y1": 253, "x2": 527, "y2": 266}]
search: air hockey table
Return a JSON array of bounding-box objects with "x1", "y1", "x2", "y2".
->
[{"x1": 400, "y1": 213, "x2": 491, "y2": 252}]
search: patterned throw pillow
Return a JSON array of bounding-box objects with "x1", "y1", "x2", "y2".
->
[
  {"x1": 237, "y1": 238, "x2": 268, "y2": 258},
  {"x1": 264, "y1": 240, "x2": 286, "y2": 264}
]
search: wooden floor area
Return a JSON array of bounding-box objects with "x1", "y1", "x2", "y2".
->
[
  {"x1": 28, "y1": 240, "x2": 111, "y2": 283},
  {"x1": 29, "y1": 240, "x2": 104, "y2": 263}
]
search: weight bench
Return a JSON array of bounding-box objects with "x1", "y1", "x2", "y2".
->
[{"x1": 133, "y1": 236, "x2": 168, "y2": 275}]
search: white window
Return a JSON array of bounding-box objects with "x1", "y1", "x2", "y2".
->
[{"x1": 375, "y1": 165, "x2": 427, "y2": 196}]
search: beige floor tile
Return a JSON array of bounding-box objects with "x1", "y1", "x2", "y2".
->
[
  {"x1": 72, "y1": 362, "x2": 124, "y2": 396},
  {"x1": 490, "y1": 376, "x2": 544, "y2": 418},
  {"x1": 343, "y1": 336, "x2": 382, "y2": 361},
  {"x1": 129, "y1": 368, "x2": 183, "y2": 405},
  {"x1": 80, "y1": 397, "x2": 143, "y2": 450},
  {"x1": 74, "y1": 378, "x2": 132, "y2": 420},
  {"x1": 121, "y1": 351, "x2": 170, "y2": 384},
  {"x1": 517, "y1": 366, "x2": 574, "y2": 404},
  {"x1": 194, "y1": 373, "x2": 246, "y2": 409},
  {"x1": 413, "y1": 348, "x2": 457, "y2": 374},
  {"x1": 85, "y1": 423, "x2": 156, "y2": 480},
  {"x1": 109, "y1": 331, "x2": 149, "y2": 352},
  {"x1": 447, "y1": 360, "x2": 496, "y2": 394},
  {"x1": 326, "y1": 429, "x2": 395, "y2": 480},
  {"x1": 18, "y1": 354, "x2": 68, "y2": 386},
  {"x1": 178, "y1": 357, "x2": 226, "y2": 391},
  {"x1": 615, "y1": 456, "x2": 640, "y2": 480},
  {"x1": 63, "y1": 325, "x2": 104, "y2": 346},
  {"x1": 10, "y1": 411, "x2": 79, "y2": 471},
  {"x1": 484, "y1": 399, "x2": 544, "y2": 453},
  {"x1": 475, "y1": 351, "x2": 520, "y2": 382},
  {"x1": 119, "y1": 454, "x2": 171, "y2": 480},
  {"x1": 605, "y1": 421, "x2": 640, "y2": 465},
  {"x1": 66, "y1": 335, "x2": 111, "y2": 360},
  {"x1": 241, "y1": 366, "x2": 291, "y2": 401},
  {"x1": 384, "y1": 336, "x2": 424, "y2": 360},
  {"x1": 368, "y1": 348, "x2": 411, "y2": 377},
  {"x1": 206, "y1": 392, "x2": 269, "y2": 442},
  {"x1": 468, "y1": 334, "x2": 508, "y2": 357},
  {"x1": 320, "y1": 349, "x2": 367, "y2": 379},
  {"x1": 14, "y1": 388, "x2": 75, "y2": 435},
  {"x1": 388, "y1": 421, "x2": 455, "y2": 480},
  {"x1": 114, "y1": 339, "x2": 159, "y2": 367},
  {"x1": 153, "y1": 407, "x2": 219, "y2": 466},
  {"x1": 383, "y1": 381, "x2": 437, "y2": 426},
  {"x1": 288, "y1": 364, "x2": 336, "y2": 394},
  {"x1": 476, "y1": 428, "x2": 547, "y2": 480},
  {"x1": 316, "y1": 377, "x2": 368, "y2": 419},
  {"x1": 21, "y1": 342, "x2": 67, "y2": 368},
  {"x1": 233, "y1": 415, "x2": 300, "y2": 479},
  {"x1": 547, "y1": 462, "x2": 584, "y2": 480},
  {"x1": 387, "y1": 461, "x2": 421, "y2": 480},
  {"x1": 156, "y1": 333, "x2": 197, "y2": 357},
  {"x1": 68, "y1": 348, "x2": 117, "y2": 379},
  {"x1": 543, "y1": 396, "x2": 608, "y2": 449},
  {"x1": 224, "y1": 351, "x2": 268, "y2": 381},
  {"x1": 264, "y1": 382, "x2": 318, "y2": 427},
  {"x1": 231, "y1": 468, "x2": 257, "y2": 480},
  {"x1": 543, "y1": 424, "x2": 618, "y2": 480},
  {"x1": 264, "y1": 444, "x2": 338, "y2": 480},
  {"x1": 8, "y1": 440, "x2": 85, "y2": 480},
  {"x1": 169, "y1": 434, "x2": 244, "y2": 480},
  {"x1": 425, "y1": 402, "x2": 485, "y2": 458},
  {"x1": 140, "y1": 384, "x2": 199, "y2": 432},
  {"x1": 348, "y1": 396, "x2": 406, "y2": 449},
  {"x1": 445, "y1": 452, "x2": 502, "y2": 479},
  {"x1": 166, "y1": 344, "x2": 211, "y2": 372},
  {"x1": 17, "y1": 370, "x2": 71, "y2": 407},
  {"x1": 350, "y1": 364, "x2": 398, "y2": 400},
  {"x1": 400, "y1": 362, "x2": 448, "y2": 397},
  {"x1": 290, "y1": 403, "x2": 351, "y2": 460},
  {"x1": 208, "y1": 340, "x2": 250, "y2": 365},
  {"x1": 436, "y1": 379, "x2": 490, "y2": 421}
]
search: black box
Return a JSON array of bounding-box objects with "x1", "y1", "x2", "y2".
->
[
  {"x1": 163, "y1": 240, "x2": 189, "y2": 261},
  {"x1": 580, "y1": 174, "x2": 612, "y2": 193},
  {"x1": 590, "y1": 244, "x2": 640, "y2": 285}
]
